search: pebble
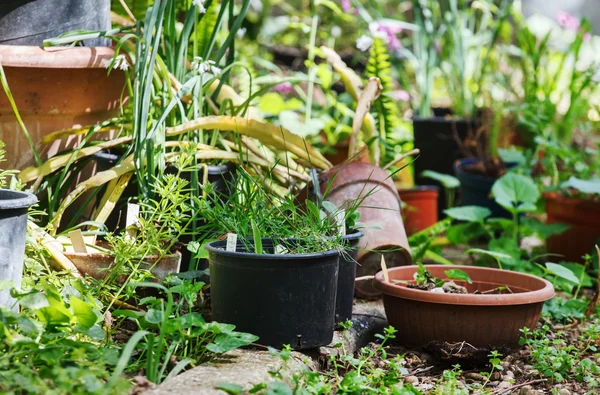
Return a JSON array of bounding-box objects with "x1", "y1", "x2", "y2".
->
[
  {"x1": 497, "y1": 381, "x2": 512, "y2": 389},
  {"x1": 491, "y1": 371, "x2": 502, "y2": 381},
  {"x1": 503, "y1": 370, "x2": 515, "y2": 380},
  {"x1": 405, "y1": 376, "x2": 419, "y2": 385},
  {"x1": 463, "y1": 372, "x2": 485, "y2": 381},
  {"x1": 518, "y1": 386, "x2": 534, "y2": 395},
  {"x1": 557, "y1": 390, "x2": 571, "y2": 395}
]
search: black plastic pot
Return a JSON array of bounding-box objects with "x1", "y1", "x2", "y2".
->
[
  {"x1": 0, "y1": 190, "x2": 37, "y2": 310},
  {"x1": 206, "y1": 238, "x2": 340, "y2": 350},
  {"x1": 0, "y1": 0, "x2": 111, "y2": 46},
  {"x1": 335, "y1": 230, "x2": 364, "y2": 325},
  {"x1": 454, "y1": 158, "x2": 512, "y2": 218},
  {"x1": 413, "y1": 116, "x2": 478, "y2": 216}
]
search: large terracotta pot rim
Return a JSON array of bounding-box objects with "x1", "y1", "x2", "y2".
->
[
  {"x1": 0, "y1": 45, "x2": 116, "y2": 69},
  {"x1": 374, "y1": 265, "x2": 554, "y2": 306}
]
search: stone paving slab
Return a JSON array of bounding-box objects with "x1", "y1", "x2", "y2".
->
[{"x1": 147, "y1": 300, "x2": 387, "y2": 394}]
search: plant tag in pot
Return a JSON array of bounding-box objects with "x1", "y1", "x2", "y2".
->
[
  {"x1": 68, "y1": 229, "x2": 88, "y2": 254},
  {"x1": 126, "y1": 203, "x2": 140, "y2": 240},
  {"x1": 336, "y1": 209, "x2": 346, "y2": 236},
  {"x1": 226, "y1": 233, "x2": 238, "y2": 252},
  {"x1": 274, "y1": 245, "x2": 288, "y2": 254}
]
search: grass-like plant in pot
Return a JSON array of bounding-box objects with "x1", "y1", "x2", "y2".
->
[
  {"x1": 373, "y1": 263, "x2": 555, "y2": 348},
  {"x1": 198, "y1": 169, "x2": 345, "y2": 349}
]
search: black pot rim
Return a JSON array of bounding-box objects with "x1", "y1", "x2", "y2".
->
[
  {"x1": 342, "y1": 229, "x2": 364, "y2": 242},
  {"x1": 455, "y1": 158, "x2": 518, "y2": 183},
  {"x1": 205, "y1": 238, "x2": 340, "y2": 260},
  {"x1": 412, "y1": 116, "x2": 474, "y2": 124},
  {"x1": 0, "y1": 189, "x2": 37, "y2": 210}
]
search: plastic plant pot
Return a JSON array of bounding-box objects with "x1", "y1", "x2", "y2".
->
[
  {"x1": 373, "y1": 265, "x2": 554, "y2": 348},
  {"x1": 454, "y1": 158, "x2": 512, "y2": 218},
  {"x1": 398, "y1": 186, "x2": 439, "y2": 236},
  {"x1": 335, "y1": 229, "x2": 364, "y2": 324},
  {"x1": 545, "y1": 192, "x2": 600, "y2": 263},
  {"x1": 206, "y1": 238, "x2": 340, "y2": 350},
  {"x1": 413, "y1": 116, "x2": 479, "y2": 215},
  {"x1": 0, "y1": 189, "x2": 37, "y2": 310},
  {"x1": 0, "y1": 0, "x2": 111, "y2": 46}
]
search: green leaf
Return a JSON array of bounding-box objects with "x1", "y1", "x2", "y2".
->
[
  {"x1": 498, "y1": 149, "x2": 526, "y2": 166},
  {"x1": 19, "y1": 292, "x2": 49, "y2": 310},
  {"x1": 545, "y1": 263, "x2": 580, "y2": 285},
  {"x1": 492, "y1": 173, "x2": 540, "y2": 212},
  {"x1": 258, "y1": 92, "x2": 286, "y2": 115},
  {"x1": 421, "y1": 170, "x2": 460, "y2": 189},
  {"x1": 70, "y1": 296, "x2": 97, "y2": 329},
  {"x1": 278, "y1": 110, "x2": 325, "y2": 137},
  {"x1": 444, "y1": 206, "x2": 491, "y2": 222},
  {"x1": 145, "y1": 308, "x2": 164, "y2": 324},
  {"x1": 444, "y1": 269, "x2": 472, "y2": 284},
  {"x1": 561, "y1": 177, "x2": 600, "y2": 195},
  {"x1": 215, "y1": 383, "x2": 243, "y2": 394},
  {"x1": 206, "y1": 332, "x2": 259, "y2": 353},
  {"x1": 467, "y1": 248, "x2": 514, "y2": 263},
  {"x1": 0, "y1": 280, "x2": 14, "y2": 291}
]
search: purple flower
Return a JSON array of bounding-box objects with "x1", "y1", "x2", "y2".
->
[
  {"x1": 273, "y1": 82, "x2": 293, "y2": 94},
  {"x1": 374, "y1": 23, "x2": 403, "y2": 53},
  {"x1": 391, "y1": 90, "x2": 410, "y2": 102},
  {"x1": 556, "y1": 11, "x2": 580, "y2": 31}
]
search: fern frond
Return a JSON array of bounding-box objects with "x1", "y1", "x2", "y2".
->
[{"x1": 366, "y1": 38, "x2": 401, "y2": 156}]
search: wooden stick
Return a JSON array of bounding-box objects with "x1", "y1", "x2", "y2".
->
[{"x1": 383, "y1": 148, "x2": 421, "y2": 170}]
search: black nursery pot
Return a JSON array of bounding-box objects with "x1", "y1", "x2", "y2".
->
[
  {"x1": 413, "y1": 116, "x2": 479, "y2": 216},
  {"x1": 206, "y1": 238, "x2": 340, "y2": 350},
  {"x1": 454, "y1": 158, "x2": 512, "y2": 218},
  {"x1": 335, "y1": 230, "x2": 364, "y2": 325}
]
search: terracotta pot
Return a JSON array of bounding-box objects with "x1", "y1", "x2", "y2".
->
[
  {"x1": 374, "y1": 265, "x2": 554, "y2": 347},
  {"x1": 64, "y1": 250, "x2": 181, "y2": 282},
  {"x1": 312, "y1": 162, "x2": 412, "y2": 278},
  {"x1": 398, "y1": 186, "x2": 439, "y2": 236},
  {"x1": 545, "y1": 192, "x2": 600, "y2": 263},
  {"x1": 0, "y1": 45, "x2": 126, "y2": 170}
]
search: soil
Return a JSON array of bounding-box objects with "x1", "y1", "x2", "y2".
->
[{"x1": 462, "y1": 157, "x2": 507, "y2": 179}]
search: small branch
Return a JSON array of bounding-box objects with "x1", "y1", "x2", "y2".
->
[
  {"x1": 492, "y1": 379, "x2": 547, "y2": 395},
  {"x1": 383, "y1": 149, "x2": 420, "y2": 170}
]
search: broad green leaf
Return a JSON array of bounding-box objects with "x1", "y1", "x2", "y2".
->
[
  {"x1": 492, "y1": 173, "x2": 539, "y2": 212},
  {"x1": 545, "y1": 263, "x2": 580, "y2": 285},
  {"x1": 0, "y1": 280, "x2": 14, "y2": 291},
  {"x1": 206, "y1": 332, "x2": 259, "y2": 353},
  {"x1": 561, "y1": 177, "x2": 600, "y2": 195},
  {"x1": 258, "y1": 92, "x2": 286, "y2": 115},
  {"x1": 488, "y1": 237, "x2": 521, "y2": 263},
  {"x1": 70, "y1": 296, "x2": 97, "y2": 329},
  {"x1": 19, "y1": 292, "x2": 49, "y2": 310},
  {"x1": 444, "y1": 206, "x2": 491, "y2": 222},
  {"x1": 498, "y1": 149, "x2": 526, "y2": 166},
  {"x1": 421, "y1": 170, "x2": 460, "y2": 189},
  {"x1": 278, "y1": 110, "x2": 325, "y2": 137},
  {"x1": 145, "y1": 308, "x2": 164, "y2": 324},
  {"x1": 444, "y1": 269, "x2": 472, "y2": 284}
]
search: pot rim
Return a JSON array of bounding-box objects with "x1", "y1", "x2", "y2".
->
[
  {"x1": 205, "y1": 239, "x2": 340, "y2": 260},
  {"x1": 0, "y1": 189, "x2": 38, "y2": 210},
  {"x1": 398, "y1": 185, "x2": 440, "y2": 195},
  {"x1": 374, "y1": 265, "x2": 554, "y2": 306},
  {"x1": 544, "y1": 191, "x2": 600, "y2": 206},
  {"x1": 0, "y1": 45, "x2": 117, "y2": 69},
  {"x1": 342, "y1": 229, "x2": 364, "y2": 242}
]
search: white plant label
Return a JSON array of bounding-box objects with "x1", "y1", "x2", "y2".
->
[
  {"x1": 381, "y1": 255, "x2": 390, "y2": 283},
  {"x1": 336, "y1": 209, "x2": 346, "y2": 236},
  {"x1": 226, "y1": 233, "x2": 238, "y2": 252},
  {"x1": 126, "y1": 203, "x2": 140, "y2": 240},
  {"x1": 68, "y1": 229, "x2": 88, "y2": 254},
  {"x1": 274, "y1": 245, "x2": 288, "y2": 255}
]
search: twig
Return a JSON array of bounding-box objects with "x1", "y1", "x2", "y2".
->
[
  {"x1": 383, "y1": 149, "x2": 420, "y2": 170},
  {"x1": 492, "y1": 379, "x2": 547, "y2": 395}
]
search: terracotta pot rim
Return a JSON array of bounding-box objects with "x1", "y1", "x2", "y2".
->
[
  {"x1": 374, "y1": 265, "x2": 554, "y2": 306},
  {"x1": 543, "y1": 191, "x2": 600, "y2": 206},
  {"x1": 0, "y1": 45, "x2": 116, "y2": 69},
  {"x1": 398, "y1": 185, "x2": 440, "y2": 195}
]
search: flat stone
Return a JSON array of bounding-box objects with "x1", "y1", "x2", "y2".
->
[
  {"x1": 146, "y1": 349, "x2": 309, "y2": 395},
  {"x1": 148, "y1": 300, "x2": 388, "y2": 394}
]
